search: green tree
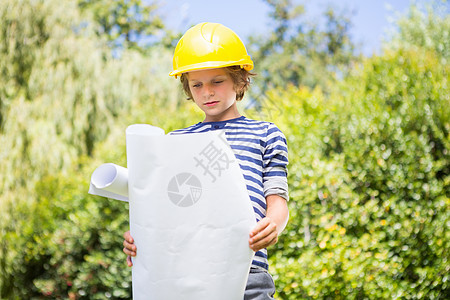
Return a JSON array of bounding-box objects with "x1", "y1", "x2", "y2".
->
[
  {"x1": 77, "y1": 0, "x2": 164, "y2": 51},
  {"x1": 254, "y1": 43, "x2": 449, "y2": 300},
  {"x1": 0, "y1": 0, "x2": 177, "y2": 192},
  {"x1": 387, "y1": 1, "x2": 450, "y2": 61},
  {"x1": 247, "y1": 0, "x2": 356, "y2": 99},
  {"x1": 1, "y1": 0, "x2": 449, "y2": 299},
  {"x1": 249, "y1": 3, "x2": 449, "y2": 299},
  {"x1": 0, "y1": 0, "x2": 188, "y2": 297}
]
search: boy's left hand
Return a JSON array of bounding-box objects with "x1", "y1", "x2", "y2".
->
[{"x1": 248, "y1": 217, "x2": 278, "y2": 252}]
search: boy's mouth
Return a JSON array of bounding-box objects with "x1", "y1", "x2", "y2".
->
[{"x1": 205, "y1": 101, "x2": 219, "y2": 107}]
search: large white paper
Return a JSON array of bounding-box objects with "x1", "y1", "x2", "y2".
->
[
  {"x1": 88, "y1": 125, "x2": 165, "y2": 202},
  {"x1": 89, "y1": 163, "x2": 129, "y2": 202},
  {"x1": 89, "y1": 124, "x2": 256, "y2": 300}
]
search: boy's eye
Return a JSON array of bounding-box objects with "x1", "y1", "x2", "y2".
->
[
  {"x1": 214, "y1": 80, "x2": 224, "y2": 84},
  {"x1": 192, "y1": 83, "x2": 202, "y2": 88}
]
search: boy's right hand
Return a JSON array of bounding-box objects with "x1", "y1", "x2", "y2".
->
[{"x1": 123, "y1": 231, "x2": 137, "y2": 267}]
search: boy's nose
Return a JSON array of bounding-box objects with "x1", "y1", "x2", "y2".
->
[{"x1": 205, "y1": 86, "x2": 215, "y2": 97}]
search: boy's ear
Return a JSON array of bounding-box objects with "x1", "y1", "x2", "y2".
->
[
  {"x1": 234, "y1": 82, "x2": 245, "y2": 93},
  {"x1": 234, "y1": 83, "x2": 246, "y2": 101}
]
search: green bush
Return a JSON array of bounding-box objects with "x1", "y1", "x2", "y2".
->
[
  {"x1": 1, "y1": 1, "x2": 448, "y2": 299},
  {"x1": 0, "y1": 158, "x2": 128, "y2": 298},
  {"x1": 257, "y1": 46, "x2": 449, "y2": 299},
  {"x1": 0, "y1": 95, "x2": 202, "y2": 298}
]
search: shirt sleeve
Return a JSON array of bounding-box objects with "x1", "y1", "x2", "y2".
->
[{"x1": 263, "y1": 123, "x2": 289, "y2": 201}]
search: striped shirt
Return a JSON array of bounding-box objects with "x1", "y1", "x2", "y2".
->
[{"x1": 170, "y1": 116, "x2": 289, "y2": 270}]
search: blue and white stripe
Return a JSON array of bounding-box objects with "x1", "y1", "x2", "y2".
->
[{"x1": 171, "y1": 116, "x2": 289, "y2": 270}]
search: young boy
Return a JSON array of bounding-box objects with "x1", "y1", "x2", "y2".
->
[{"x1": 123, "y1": 22, "x2": 289, "y2": 299}]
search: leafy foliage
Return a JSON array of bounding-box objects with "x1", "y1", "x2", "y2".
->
[
  {"x1": 248, "y1": 0, "x2": 357, "y2": 97},
  {"x1": 0, "y1": 0, "x2": 449, "y2": 299},
  {"x1": 256, "y1": 45, "x2": 449, "y2": 299},
  {"x1": 0, "y1": 0, "x2": 193, "y2": 298},
  {"x1": 248, "y1": 5, "x2": 449, "y2": 297},
  {"x1": 2, "y1": 169, "x2": 132, "y2": 299},
  {"x1": 387, "y1": 1, "x2": 450, "y2": 61},
  {"x1": 77, "y1": 0, "x2": 164, "y2": 50}
]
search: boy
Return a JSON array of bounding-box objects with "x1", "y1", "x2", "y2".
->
[{"x1": 123, "y1": 22, "x2": 289, "y2": 299}]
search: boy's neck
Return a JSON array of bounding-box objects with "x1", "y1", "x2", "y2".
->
[
  {"x1": 203, "y1": 114, "x2": 243, "y2": 123},
  {"x1": 203, "y1": 105, "x2": 241, "y2": 123}
]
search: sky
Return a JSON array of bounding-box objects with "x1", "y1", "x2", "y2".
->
[{"x1": 156, "y1": 0, "x2": 425, "y2": 56}]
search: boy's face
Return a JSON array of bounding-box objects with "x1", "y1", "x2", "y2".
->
[{"x1": 186, "y1": 68, "x2": 239, "y2": 123}]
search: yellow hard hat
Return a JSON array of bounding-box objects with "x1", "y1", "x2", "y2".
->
[{"x1": 169, "y1": 22, "x2": 254, "y2": 77}]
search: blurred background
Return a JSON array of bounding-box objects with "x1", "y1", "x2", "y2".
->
[{"x1": 0, "y1": 0, "x2": 448, "y2": 299}]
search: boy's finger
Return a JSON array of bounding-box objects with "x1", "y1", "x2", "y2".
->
[
  {"x1": 123, "y1": 246, "x2": 134, "y2": 256},
  {"x1": 126, "y1": 255, "x2": 133, "y2": 267},
  {"x1": 123, "y1": 239, "x2": 136, "y2": 252},
  {"x1": 249, "y1": 228, "x2": 274, "y2": 246},
  {"x1": 249, "y1": 233, "x2": 278, "y2": 251},
  {"x1": 249, "y1": 218, "x2": 270, "y2": 237},
  {"x1": 123, "y1": 247, "x2": 137, "y2": 258},
  {"x1": 123, "y1": 231, "x2": 134, "y2": 243},
  {"x1": 249, "y1": 221, "x2": 276, "y2": 242}
]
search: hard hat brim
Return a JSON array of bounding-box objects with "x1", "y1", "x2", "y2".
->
[{"x1": 169, "y1": 60, "x2": 254, "y2": 77}]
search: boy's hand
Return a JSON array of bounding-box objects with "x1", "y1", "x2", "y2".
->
[
  {"x1": 248, "y1": 217, "x2": 278, "y2": 252},
  {"x1": 248, "y1": 194, "x2": 289, "y2": 252},
  {"x1": 123, "y1": 231, "x2": 137, "y2": 267}
]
